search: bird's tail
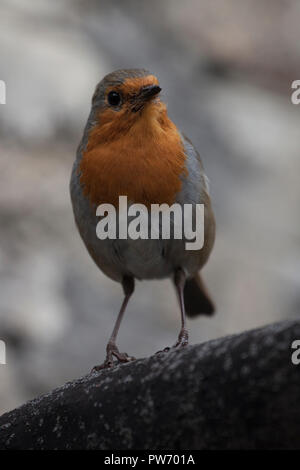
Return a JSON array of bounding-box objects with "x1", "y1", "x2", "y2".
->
[{"x1": 184, "y1": 273, "x2": 215, "y2": 317}]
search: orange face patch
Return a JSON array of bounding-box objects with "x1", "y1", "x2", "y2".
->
[
  {"x1": 79, "y1": 76, "x2": 187, "y2": 208},
  {"x1": 116, "y1": 75, "x2": 159, "y2": 96}
]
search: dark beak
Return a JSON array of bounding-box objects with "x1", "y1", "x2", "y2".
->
[
  {"x1": 131, "y1": 85, "x2": 161, "y2": 112},
  {"x1": 139, "y1": 85, "x2": 161, "y2": 100}
]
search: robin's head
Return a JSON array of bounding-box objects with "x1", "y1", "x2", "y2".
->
[
  {"x1": 80, "y1": 69, "x2": 186, "y2": 207},
  {"x1": 90, "y1": 69, "x2": 163, "y2": 140}
]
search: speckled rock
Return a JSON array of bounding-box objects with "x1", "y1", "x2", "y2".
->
[{"x1": 0, "y1": 320, "x2": 299, "y2": 450}]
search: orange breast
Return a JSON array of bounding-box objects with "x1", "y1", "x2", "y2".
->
[{"x1": 79, "y1": 103, "x2": 187, "y2": 208}]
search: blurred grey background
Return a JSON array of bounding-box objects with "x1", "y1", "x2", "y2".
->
[{"x1": 0, "y1": 0, "x2": 300, "y2": 415}]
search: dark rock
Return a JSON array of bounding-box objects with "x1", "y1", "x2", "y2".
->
[{"x1": 0, "y1": 320, "x2": 299, "y2": 450}]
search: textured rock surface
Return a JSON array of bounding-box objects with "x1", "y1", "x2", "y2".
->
[{"x1": 0, "y1": 320, "x2": 299, "y2": 450}]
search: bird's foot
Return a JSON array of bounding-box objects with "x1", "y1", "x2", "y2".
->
[
  {"x1": 173, "y1": 328, "x2": 189, "y2": 348},
  {"x1": 91, "y1": 343, "x2": 136, "y2": 372},
  {"x1": 155, "y1": 329, "x2": 189, "y2": 355},
  {"x1": 155, "y1": 346, "x2": 171, "y2": 354}
]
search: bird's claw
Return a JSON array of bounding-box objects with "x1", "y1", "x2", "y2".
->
[
  {"x1": 173, "y1": 328, "x2": 189, "y2": 348},
  {"x1": 91, "y1": 345, "x2": 136, "y2": 372},
  {"x1": 155, "y1": 329, "x2": 189, "y2": 355},
  {"x1": 155, "y1": 346, "x2": 171, "y2": 355}
]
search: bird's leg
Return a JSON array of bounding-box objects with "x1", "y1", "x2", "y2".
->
[
  {"x1": 173, "y1": 267, "x2": 189, "y2": 348},
  {"x1": 92, "y1": 276, "x2": 136, "y2": 371},
  {"x1": 156, "y1": 268, "x2": 189, "y2": 354}
]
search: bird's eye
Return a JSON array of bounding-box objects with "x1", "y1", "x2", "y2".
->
[{"x1": 107, "y1": 91, "x2": 121, "y2": 106}]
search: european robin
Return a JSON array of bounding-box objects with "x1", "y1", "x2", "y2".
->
[{"x1": 70, "y1": 69, "x2": 216, "y2": 370}]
